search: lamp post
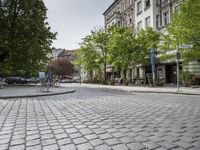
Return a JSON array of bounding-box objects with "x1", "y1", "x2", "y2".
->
[
  {"x1": 79, "y1": 66, "x2": 81, "y2": 85},
  {"x1": 176, "y1": 45, "x2": 180, "y2": 92},
  {"x1": 79, "y1": 57, "x2": 82, "y2": 85}
]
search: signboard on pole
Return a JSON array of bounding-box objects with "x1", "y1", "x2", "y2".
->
[
  {"x1": 176, "y1": 51, "x2": 180, "y2": 60},
  {"x1": 179, "y1": 44, "x2": 193, "y2": 49},
  {"x1": 150, "y1": 48, "x2": 156, "y2": 85},
  {"x1": 39, "y1": 72, "x2": 46, "y2": 80}
]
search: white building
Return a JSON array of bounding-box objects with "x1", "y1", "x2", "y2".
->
[
  {"x1": 134, "y1": 0, "x2": 197, "y2": 85},
  {"x1": 135, "y1": 0, "x2": 179, "y2": 32},
  {"x1": 104, "y1": 0, "x2": 200, "y2": 85}
]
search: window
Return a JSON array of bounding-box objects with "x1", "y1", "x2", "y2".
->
[
  {"x1": 163, "y1": 11, "x2": 169, "y2": 25},
  {"x1": 137, "y1": 1, "x2": 142, "y2": 14},
  {"x1": 128, "y1": 14, "x2": 132, "y2": 25},
  {"x1": 123, "y1": 3, "x2": 126, "y2": 11},
  {"x1": 156, "y1": 15, "x2": 160, "y2": 28},
  {"x1": 122, "y1": 19, "x2": 127, "y2": 26},
  {"x1": 117, "y1": 21, "x2": 121, "y2": 26},
  {"x1": 162, "y1": 0, "x2": 168, "y2": 4},
  {"x1": 0, "y1": 0, "x2": 5, "y2": 7},
  {"x1": 129, "y1": 0, "x2": 132, "y2": 6},
  {"x1": 174, "y1": 5, "x2": 179, "y2": 12},
  {"x1": 145, "y1": 16, "x2": 150, "y2": 27},
  {"x1": 137, "y1": 21, "x2": 142, "y2": 30},
  {"x1": 120, "y1": 4, "x2": 123, "y2": 12},
  {"x1": 156, "y1": 0, "x2": 160, "y2": 5},
  {"x1": 145, "y1": 0, "x2": 150, "y2": 8}
]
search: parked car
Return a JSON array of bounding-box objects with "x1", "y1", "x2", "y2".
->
[
  {"x1": 72, "y1": 76, "x2": 80, "y2": 83},
  {"x1": 26, "y1": 77, "x2": 40, "y2": 84},
  {"x1": 60, "y1": 78, "x2": 73, "y2": 83},
  {"x1": 0, "y1": 78, "x2": 6, "y2": 88},
  {"x1": 5, "y1": 77, "x2": 28, "y2": 85}
]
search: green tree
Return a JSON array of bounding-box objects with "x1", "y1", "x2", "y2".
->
[
  {"x1": 107, "y1": 26, "x2": 137, "y2": 85},
  {"x1": 164, "y1": 0, "x2": 200, "y2": 63},
  {"x1": 0, "y1": 0, "x2": 56, "y2": 76},
  {"x1": 91, "y1": 29, "x2": 109, "y2": 84},
  {"x1": 136, "y1": 27, "x2": 161, "y2": 65},
  {"x1": 77, "y1": 35, "x2": 100, "y2": 81},
  {"x1": 47, "y1": 59, "x2": 74, "y2": 77}
]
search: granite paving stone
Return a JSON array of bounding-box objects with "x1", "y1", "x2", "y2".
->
[
  {"x1": 127, "y1": 142, "x2": 145, "y2": 150},
  {"x1": 0, "y1": 86, "x2": 199, "y2": 149},
  {"x1": 89, "y1": 139, "x2": 104, "y2": 146},
  {"x1": 112, "y1": 144, "x2": 128, "y2": 150}
]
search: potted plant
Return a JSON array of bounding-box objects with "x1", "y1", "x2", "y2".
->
[{"x1": 181, "y1": 71, "x2": 192, "y2": 87}]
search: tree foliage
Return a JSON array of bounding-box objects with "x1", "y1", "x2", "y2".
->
[
  {"x1": 161, "y1": 0, "x2": 200, "y2": 63},
  {"x1": 0, "y1": 0, "x2": 56, "y2": 76},
  {"x1": 75, "y1": 25, "x2": 161, "y2": 84},
  {"x1": 76, "y1": 35, "x2": 100, "y2": 80},
  {"x1": 136, "y1": 27, "x2": 161, "y2": 64},
  {"x1": 47, "y1": 59, "x2": 74, "y2": 77},
  {"x1": 107, "y1": 26, "x2": 135, "y2": 70},
  {"x1": 91, "y1": 29, "x2": 109, "y2": 83}
]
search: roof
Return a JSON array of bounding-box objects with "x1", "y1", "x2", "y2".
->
[
  {"x1": 103, "y1": 0, "x2": 120, "y2": 16},
  {"x1": 58, "y1": 49, "x2": 77, "y2": 57}
]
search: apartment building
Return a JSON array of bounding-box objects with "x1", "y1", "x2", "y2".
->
[
  {"x1": 135, "y1": 0, "x2": 179, "y2": 32},
  {"x1": 103, "y1": 0, "x2": 135, "y2": 30},
  {"x1": 134, "y1": 0, "x2": 180, "y2": 84},
  {"x1": 103, "y1": 0, "x2": 135, "y2": 83},
  {"x1": 104, "y1": 0, "x2": 200, "y2": 85}
]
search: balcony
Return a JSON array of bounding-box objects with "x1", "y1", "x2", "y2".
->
[{"x1": 106, "y1": 11, "x2": 122, "y2": 24}]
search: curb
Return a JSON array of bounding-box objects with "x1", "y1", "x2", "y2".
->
[
  {"x1": 0, "y1": 90, "x2": 76, "y2": 99},
  {"x1": 96, "y1": 87, "x2": 200, "y2": 96},
  {"x1": 129, "y1": 90, "x2": 200, "y2": 96}
]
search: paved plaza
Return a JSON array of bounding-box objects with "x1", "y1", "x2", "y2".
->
[{"x1": 0, "y1": 86, "x2": 200, "y2": 150}]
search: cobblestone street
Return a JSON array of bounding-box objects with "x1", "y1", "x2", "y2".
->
[{"x1": 0, "y1": 87, "x2": 200, "y2": 150}]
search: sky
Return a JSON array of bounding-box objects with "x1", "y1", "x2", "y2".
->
[{"x1": 43, "y1": 0, "x2": 113, "y2": 50}]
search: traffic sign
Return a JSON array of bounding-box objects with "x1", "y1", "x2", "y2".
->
[
  {"x1": 179, "y1": 44, "x2": 193, "y2": 49},
  {"x1": 176, "y1": 52, "x2": 180, "y2": 60}
]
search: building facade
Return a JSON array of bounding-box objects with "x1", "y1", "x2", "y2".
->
[
  {"x1": 104, "y1": 0, "x2": 200, "y2": 85},
  {"x1": 50, "y1": 48, "x2": 65, "y2": 60},
  {"x1": 58, "y1": 49, "x2": 76, "y2": 62},
  {"x1": 134, "y1": 0, "x2": 180, "y2": 85},
  {"x1": 135, "y1": 0, "x2": 179, "y2": 32},
  {"x1": 103, "y1": 0, "x2": 135, "y2": 30}
]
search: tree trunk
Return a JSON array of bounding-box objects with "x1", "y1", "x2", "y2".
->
[
  {"x1": 90, "y1": 70, "x2": 93, "y2": 81},
  {"x1": 111, "y1": 66, "x2": 115, "y2": 85},
  {"x1": 122, "y1": 68, "x2": 127, "y2": 86},
  {"x1": 104, "y1": 62, "x2": 107, "y2": 84},
  {"x1": 98, "y1": 68, "x2": 101, "y2": 83}
]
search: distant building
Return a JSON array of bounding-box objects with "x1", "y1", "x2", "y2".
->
[
  {"x1": 57, "y1": 49, "x2": 80, "y2": 77},
  {"x1": 50, "y1": 48, "x2": 65, "y2": 60},
  {"x1": 57, "y1": 49, "x2": 76, "y2": 62}
]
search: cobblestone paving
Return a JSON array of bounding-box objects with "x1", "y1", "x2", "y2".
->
[{"x1": 0, "y1": 87, "x2": 200, "y2": 150}]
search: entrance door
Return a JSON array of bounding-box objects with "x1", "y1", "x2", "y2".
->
[{"x1": 165, "y1": 65, "x2": 172, "y2": 83}]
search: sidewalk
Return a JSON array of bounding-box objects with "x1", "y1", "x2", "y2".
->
[
  {"x1": 79, "y1": 83, "x2": 200, "y2": 95},
  {"x1": 0, "y1": 85, "x2": 75, "y2": 99}
]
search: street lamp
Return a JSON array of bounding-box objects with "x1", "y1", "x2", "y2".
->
[{"x1": 176, "y1": 45, "x2": 180, "y2": 92}]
